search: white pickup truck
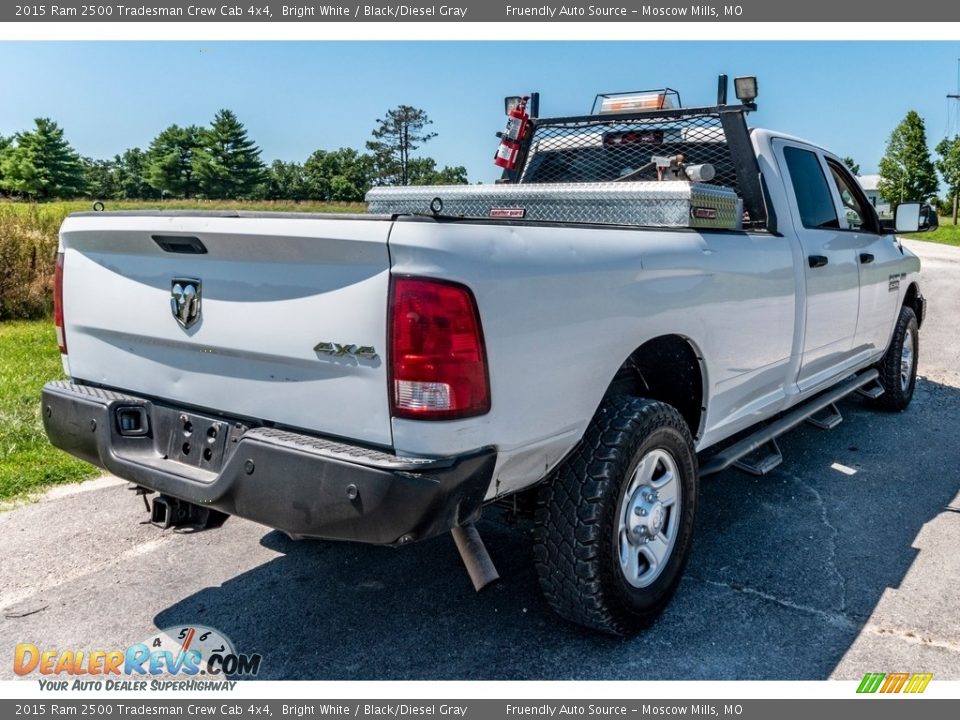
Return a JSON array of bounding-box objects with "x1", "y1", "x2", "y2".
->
[{"x1": 43, "y1": 78, "x2": 932, "y2": 635}]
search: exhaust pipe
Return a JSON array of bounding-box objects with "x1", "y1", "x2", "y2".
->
[{"x1": 451, "y1": 523, "x2": 500, "y2": 591}]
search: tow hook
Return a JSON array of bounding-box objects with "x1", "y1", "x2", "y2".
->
[
  {"x1": 451, "y1": 523, "x2": 500, "y2": 592},
  {"x1": 150, "y1": 494, "x2": 228, "y2": 532}
]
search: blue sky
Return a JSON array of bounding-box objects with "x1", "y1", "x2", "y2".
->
[{"x1": 1, "y1": 41, "x2": 959, "y2": 184}]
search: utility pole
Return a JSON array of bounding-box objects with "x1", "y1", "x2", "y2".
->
[{"x1": 949, "y1": 60, "x2": 960, "y2": 223}]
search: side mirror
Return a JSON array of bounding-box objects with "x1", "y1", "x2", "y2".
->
[
  {"x1": 893, "y1": 202, "x2": 938, "y2": 233},
  {"x1": 504, "y1": 96, "x2": 523, "y2": 115},
  {"x1": 895, "y1": 203, "x2": 921, "y2": 233}
]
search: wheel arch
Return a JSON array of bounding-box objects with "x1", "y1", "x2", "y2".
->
[
  {"x1": 902, "y1": 281, "x2": 924, "y2": 328},
  {"x1": 604, "y1": 334, "x2": 707, "y2": 442}
]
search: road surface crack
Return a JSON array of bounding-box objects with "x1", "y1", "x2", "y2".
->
[
  {"x1": 788, "y1": 472, "x2": 849, "y2": 613},
  {"x1": 686, "y1": 575, "x2": 960, "y2": 655},
  {"x1": 684, "y1": 574, "x2": 857, "y2": 629}
]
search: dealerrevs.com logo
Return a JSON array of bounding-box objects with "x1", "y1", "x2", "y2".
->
[
  {"x1": 14, "y1": 625, "x2": 262, "y2": 691},
  {"x1": 857, "y1": 672, "x2": 933, "y2": 694}
]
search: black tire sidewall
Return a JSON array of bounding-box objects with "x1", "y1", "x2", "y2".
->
[
  {"x1": 877, "y1": 306, "x2": 919, "y2": 409},
  {"x1": 900, "y1": 315, "x2": 919, "y2": 399},
  {"x1": 603, "y1": 420, "x2": 698, "y2": 622}
]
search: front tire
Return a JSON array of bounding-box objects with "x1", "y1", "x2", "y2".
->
[
  {"x1": 871, "y1": 305, "x2": 919, "y2": 412},
  {"x1": 533, "y1": 396, "x2": 698, "y2": 635}
]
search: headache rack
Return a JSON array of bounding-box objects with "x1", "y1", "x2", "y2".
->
[
  {"x1": 509, "y1": 101, "x2": 770, "y2": 230},
  {"x1": 366, "y1": 84, "x2": 774, "y2": 232}
]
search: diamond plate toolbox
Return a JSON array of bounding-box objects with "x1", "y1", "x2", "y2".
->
[{"x1": 366, "y1": 181, "x2": 743, "y2": 231}]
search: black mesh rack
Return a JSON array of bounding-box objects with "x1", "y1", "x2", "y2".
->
[
  {"x1": 522, "y1": 113, "x2": 736, "y2": 188},
  {"x1": 505, "y1": 103, "x2": 772, "y2": 231}
]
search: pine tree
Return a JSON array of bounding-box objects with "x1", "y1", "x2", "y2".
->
[
  {"x1": 194, "y1": 110, "x2": 266, "y2": 199},
  {"x1": 366, "y1": 105, "x2": 437, "y2": 186},
  {"x1": 145, "y1": 124, "x2": 203, "y2": 198},
  {"x1": 878, "y1": 111, "x2": 938, "y2": 205},
  {"x1": 0, "y1": 118, "x2": 86, "y2": 199},
  {"x1": 842, "y1": 156, "x2": 860, "y2": 176}
]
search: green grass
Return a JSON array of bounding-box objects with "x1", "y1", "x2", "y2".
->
[
  {"x1": 918, "y1": 216, "x2": 960, "y2": 247},
  {"x1": 0, "y1": 198, "x2": 366, "y2": 227},
  {"x1": 0, "y1": 321, "x2": 100, "y2": 503}
]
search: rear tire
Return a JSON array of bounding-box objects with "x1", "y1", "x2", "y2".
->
[
  {"x1": 533, "y1": 396, "x2": 698, "y2": 635},
  {"x1": 871, "y1": 305, "x2": 919, "y2": 412}
]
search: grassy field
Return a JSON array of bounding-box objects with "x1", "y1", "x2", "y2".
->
[
  {"x1": 0, "y1": 321, "x2": 100, "y2": 504},
  {"x1": 918, "y1": 216, "x2": 960, "y2": 247}
]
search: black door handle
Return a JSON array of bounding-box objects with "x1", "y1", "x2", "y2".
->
[
  {"x1": 808, "y1": 255, "x2": 829, "y2": 268},
  {"x1": 859, "y1": 253, "x2": 875, "y2": 264}
]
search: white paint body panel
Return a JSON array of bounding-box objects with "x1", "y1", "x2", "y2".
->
[
  {"x1": 58, "y1": 131, "x2": 922, "y2": 502},
  {"x1": 59, "y1": 214, "x2": 395, "y2": 447}
]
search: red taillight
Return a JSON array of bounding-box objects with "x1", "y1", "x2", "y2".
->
[
  {"x1": 54, "y1": 252, "x2": 67, "y2": 354},
  {"x1": 389, "y1": 277, "x2": 490, "y2": 420}
]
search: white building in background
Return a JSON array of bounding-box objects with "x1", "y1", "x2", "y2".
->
[{"x1": 857, "y1": 175, "x2": 892, "y2": 216}]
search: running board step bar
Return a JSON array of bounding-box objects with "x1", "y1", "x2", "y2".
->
[
  {"x1": 857, "y1": 379, "x2": 886, "y2": 399},
  {"x1": 806, "y1": 402, "x2": 843, "y2": 430},
  {"x1": 700, "y1": 369, "x2": 879, "y2": 478},
  {"x1": 733, "y1": 438, "x2": 783, "y2": 476}
]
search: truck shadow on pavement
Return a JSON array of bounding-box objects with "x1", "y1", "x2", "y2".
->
[{"x1": 155, "y1": 378, "x2": 960, "y2": 680}]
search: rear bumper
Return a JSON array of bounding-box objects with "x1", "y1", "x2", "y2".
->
[{"x1": 41, "y1": 381, "x2": 496, "y2": 545}]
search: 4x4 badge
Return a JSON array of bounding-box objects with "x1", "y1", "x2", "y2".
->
[{"x1": 171, "y1": 278, "x2": 202, "y2": 329}]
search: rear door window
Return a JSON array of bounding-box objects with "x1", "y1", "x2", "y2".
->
[{"x1": 782, "y1": 146, "x2": 839, "y2": 230}]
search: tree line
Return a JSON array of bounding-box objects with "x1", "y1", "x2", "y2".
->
[
  {"x1": 0, "y1": 105, "x2": 468, "y2": 202},
  {"x1": 4, "y1": 102, "x2": 959, "y2": 222},
  {"x1": 870, "y1": 110, "x2": 960, "y2": 223}
]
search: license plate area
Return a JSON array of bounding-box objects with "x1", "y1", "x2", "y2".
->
[{"x1": 166, "y1": 411, "x2": 231, "y2": 473}]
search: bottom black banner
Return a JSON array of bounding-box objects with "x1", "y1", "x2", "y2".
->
[{"x1": 2, "y1": 700, "x2": 958, "y2": 720}]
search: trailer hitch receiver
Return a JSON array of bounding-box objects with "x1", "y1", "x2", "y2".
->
[{"x1": 150, "y1": 494, "x2": 228, "y2": 531}]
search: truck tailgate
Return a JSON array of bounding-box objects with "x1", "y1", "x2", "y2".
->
[{"x1": 59, "y1": 213, "x2": 394, "y2": 447}]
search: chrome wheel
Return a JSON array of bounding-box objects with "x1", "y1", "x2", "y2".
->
[
  {"x1": 900, "y1": 331, "x2": 914, "y2": 391},
  {"x1": 617, "y1": 448, "x2": 682, "y2": 589}
]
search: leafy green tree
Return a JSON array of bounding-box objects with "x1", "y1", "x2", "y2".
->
[
  {"x1": 0, "y1": 118, "x2": 86, "y2": 199},
  {"x1": 408, "y1": 157, "x2": 468, "y2": 186},
  {"x1": 83, "y1": 157, "x2": 120, "y2": 199},
  {"x1": 304, "y1": 147, "x2": 374, "y2": 201},
  {"x1": 878, "y1": 111, "x2": 938, "y2": 205},
  {"x1": 935, "y1": 135, "x2": 960, "y2": 224},
  {"x1": 145, "y1": 124, "x2": 202, "y2": 198},
  {"x1": 366, "y1": 105, "x2": 437, "y2": 186},
  {"x1": 264, "y1": 160, "x2": 308, "y2": 201},
  {"x1": 842, "y1": 156, "x2": 860, "y2": 176},
  {"x1": 115, "y1": 147, "x2": 155, "y2": 199},
  {"x1": 194, "y1": 109, "x2": 266, "y2": 199}
]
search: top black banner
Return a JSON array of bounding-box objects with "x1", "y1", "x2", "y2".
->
[{"x1": 6, "y1": 0, "x2": 959, "y2": 22}]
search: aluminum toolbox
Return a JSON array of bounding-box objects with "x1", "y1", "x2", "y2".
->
[{"x1": 366, "y1": 181, "x2": 743, "y2": 230}]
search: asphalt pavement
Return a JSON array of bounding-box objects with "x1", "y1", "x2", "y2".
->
[{"x1": 1, "y1": 238, "x2": 958, "y2": 680}]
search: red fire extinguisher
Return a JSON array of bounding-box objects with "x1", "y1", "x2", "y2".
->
[{"x1": 494, "y1": 96, "x2": 530, "y2": 171}]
